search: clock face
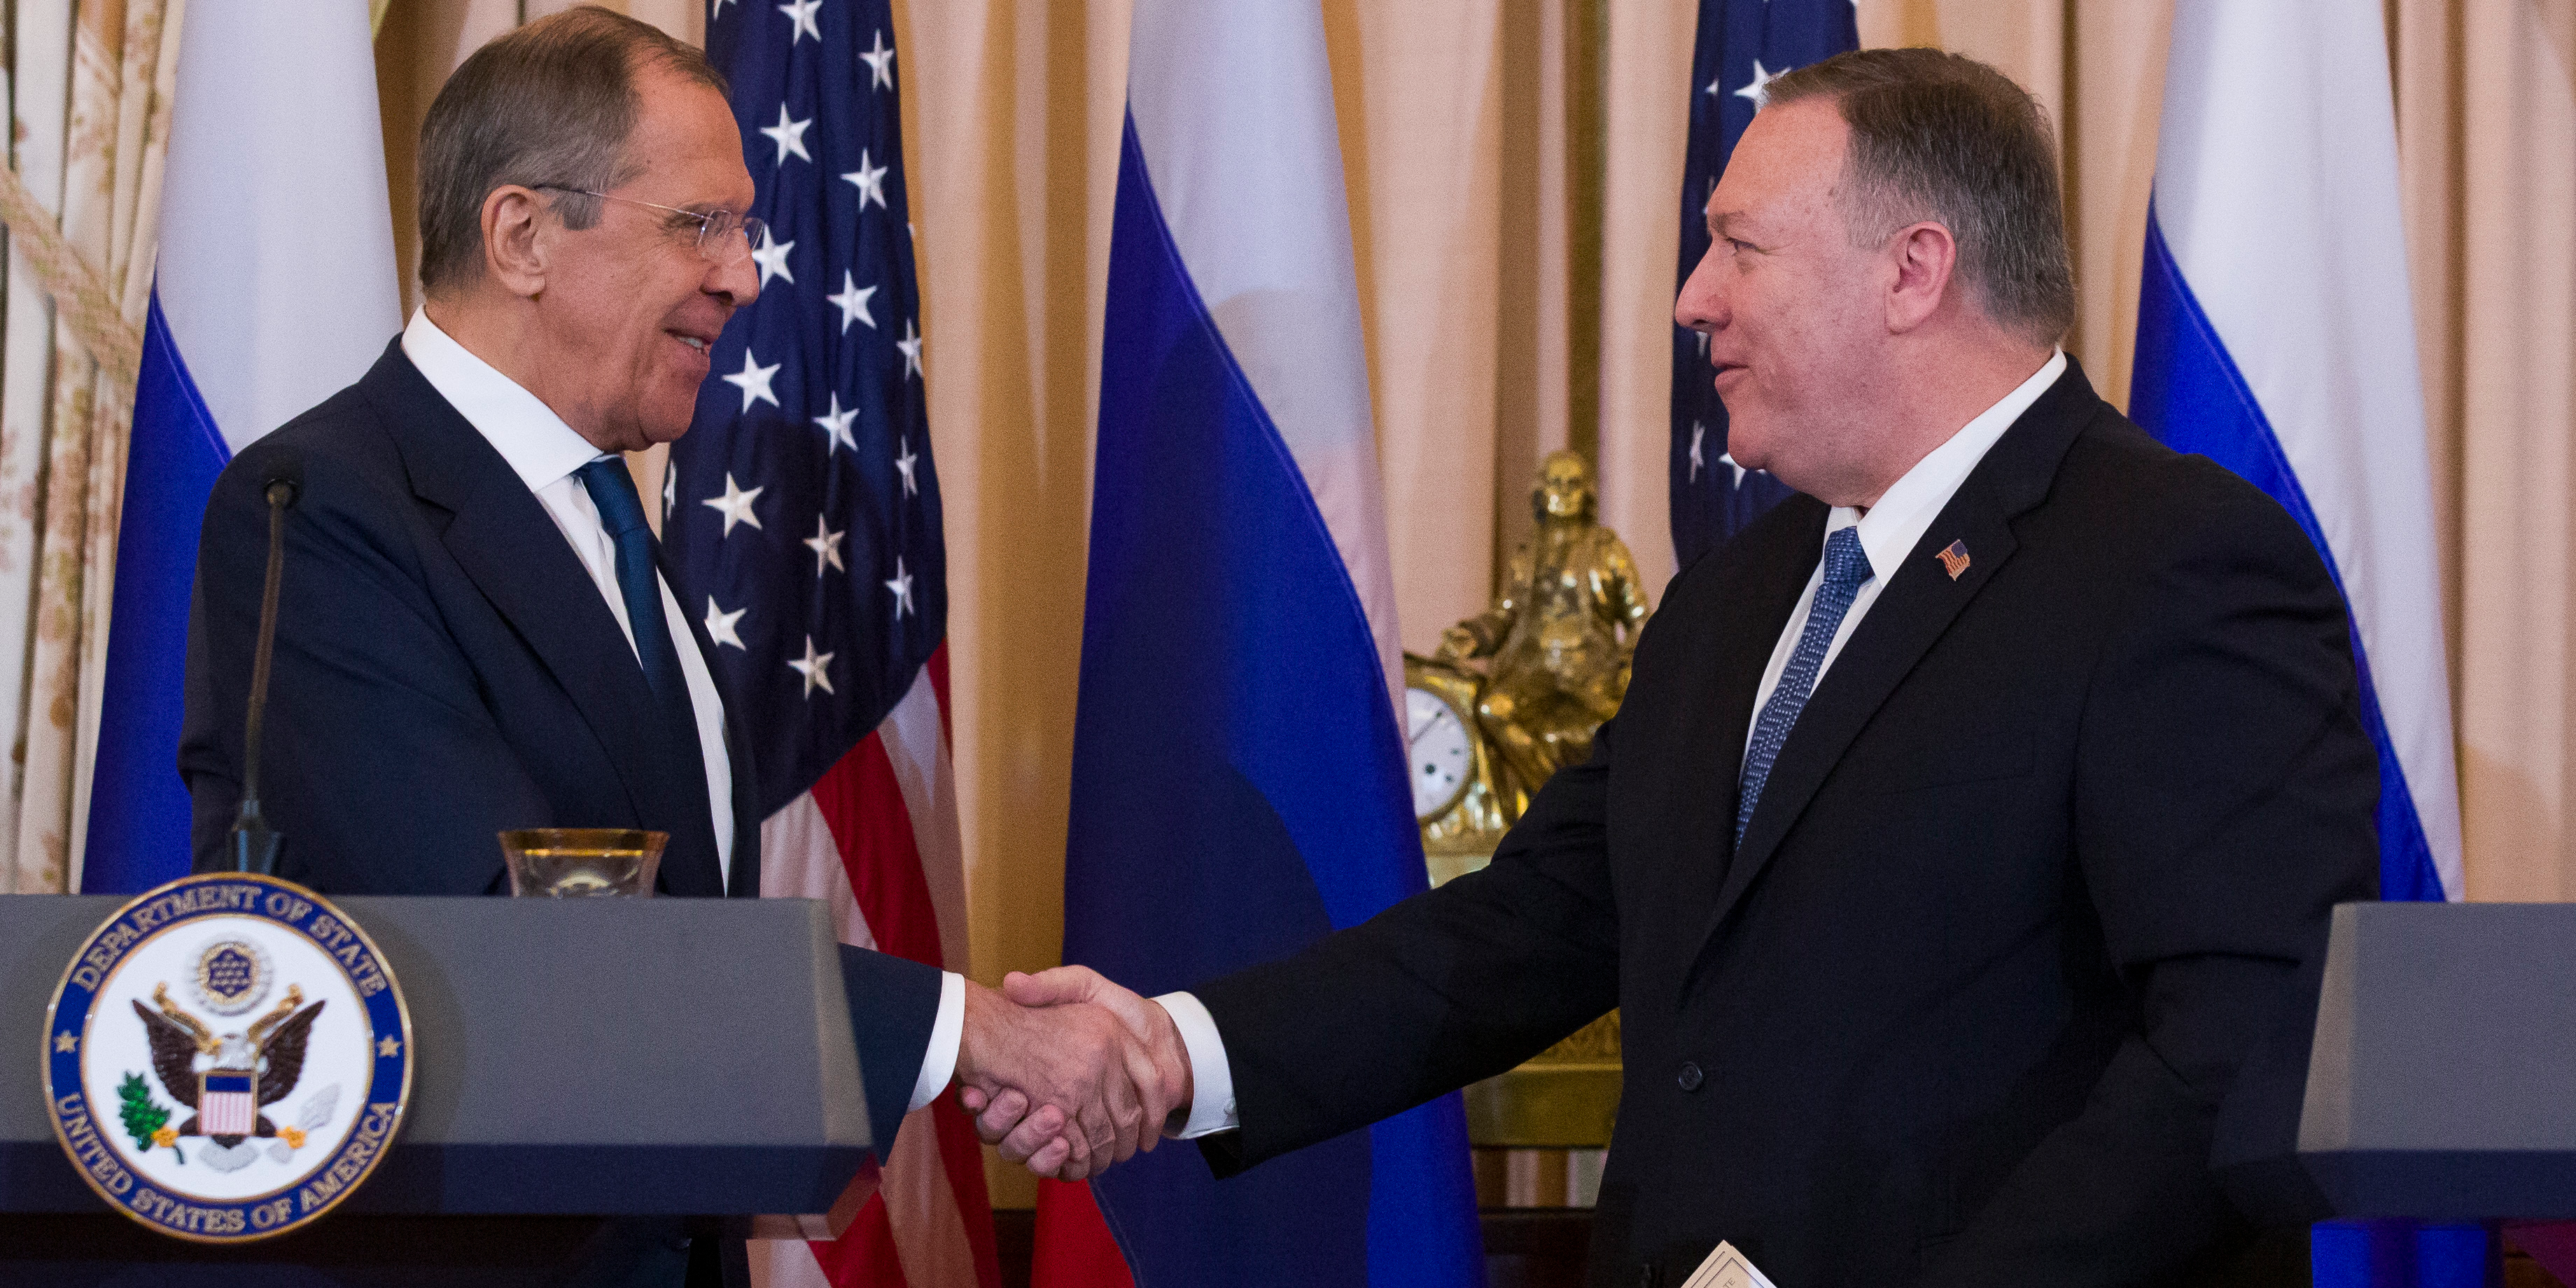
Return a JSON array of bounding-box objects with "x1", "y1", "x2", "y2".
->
[{"x1": 1405, "y1": 688, "x2": 1475, "y2": 821}]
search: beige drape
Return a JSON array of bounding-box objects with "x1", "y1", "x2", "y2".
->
[
  {"x1": 0, "y1": 0, "x2": 183, "y2": 892},
  {"x1": 2438, "y1": 0, "x2": 2576, "y2": 902}
]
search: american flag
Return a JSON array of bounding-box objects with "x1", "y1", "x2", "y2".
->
[
  {"x1": 671, "y1": 4, "x2": 995, "y2": 1286},
  {"x1": 1668, "y1": 0, "x2": 1856, "y2": 569}
]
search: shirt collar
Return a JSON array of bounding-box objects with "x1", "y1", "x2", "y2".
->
[
  {"x1": 1830, "y1": 348, "x2": 2068, "y2": 579},
  {"x1": 400, "y1": 308, "x2": 610, "y2": 492}
]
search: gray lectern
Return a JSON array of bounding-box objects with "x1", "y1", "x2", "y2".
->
[
  {"x1": 0, "y1": 895, "x2": 878, "y2": 1287},
  {"x1": 2299, "y1": 901, "x2": 2576, "y2": 1221}
]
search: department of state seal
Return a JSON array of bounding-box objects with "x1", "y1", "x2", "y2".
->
[{"x1": 41, "y1": 872, "x2": 413, "y2": 1243}]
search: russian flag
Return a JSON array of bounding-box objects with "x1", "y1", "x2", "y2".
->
[
  {"x1": 81, "y1": 0, "x2": 398, "y2": 893},
  {"x1": 2132, "y1": 1, "x2": 2474, "y2": 1281},
  {"x1": 2132, "y1": 0, "x2": 2460, "y2": 904},
  {"x1": 1038, "y1": 1, "x2": 1483, "y2": 1284}
]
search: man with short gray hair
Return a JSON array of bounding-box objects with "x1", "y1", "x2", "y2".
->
[
  {"x1": 981, "y1": 47, "x2": 2374, "y2": 1287},
  {"x1": 182, "y1": 13, "x2": 1172, "y2": 1280}
]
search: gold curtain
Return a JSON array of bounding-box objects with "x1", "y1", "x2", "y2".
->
[
  {"x1": 0, "y1": 0, "x2": 183, "y2": 892},
  {"x1": 2440, "y1": 0, "x2": 2576, "y2": 900}
]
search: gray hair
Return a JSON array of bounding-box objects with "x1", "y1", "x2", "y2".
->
[
  {"x1": 416, "y1": 6, "x2": 727, "y2": 295},
  {"x1": 1764, "y1": 48, "x2": 2076, "y2": 345}
]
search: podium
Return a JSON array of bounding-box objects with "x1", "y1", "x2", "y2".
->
[
  {"x1": 2300, "y1": 901, "x2": 2576, "y2": 1222},
  {"x1": 0, "y1": 893, "x2": 878, "y2": 1287}
]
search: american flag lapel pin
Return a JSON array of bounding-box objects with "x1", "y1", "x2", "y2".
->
[{"x1": 1936, "y1": 539, "x2": 1971, "y2": 580}]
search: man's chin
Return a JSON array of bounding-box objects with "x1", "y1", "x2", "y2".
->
[
  {"x1": 640, "y1": 386, "x2": 702, "y2": 444},
  {"x1": 1724, "y1": 428, "x2": 1774, "y2": 477}
]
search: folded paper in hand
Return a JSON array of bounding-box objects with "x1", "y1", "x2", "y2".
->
[{"x1": 1679, "y1": 1240, "x2": 1779, "y2": 1288}]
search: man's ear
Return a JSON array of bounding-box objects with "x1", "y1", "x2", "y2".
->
[
  {"x1": 481, "y1": 186, "x2": 551, "y2": 300},
  {"x1": 1885, "y1": 220, "x2": 1958, "y2": 334}
]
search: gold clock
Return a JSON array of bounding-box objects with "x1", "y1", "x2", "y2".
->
[
  {"x1": 1406, "y1": 685, "x2": 1476, "y2": 822},
  {"x1": 1404, "y1": 652, "x2": 1519, "y2": 884}
]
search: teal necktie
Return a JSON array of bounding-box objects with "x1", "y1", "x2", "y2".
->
[
  {"x1": 1736, "y1": 526, "x2": 1874, "y2": 846},
  {"x1": 574, "y1": 458, "x2": 698, "y2": 735}
]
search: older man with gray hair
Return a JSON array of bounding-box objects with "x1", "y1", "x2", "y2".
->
[
  {"x1": 181, "y1": 10, "x2": 1172, "y2": 1281},
  {"x1": 979, "y1": 47, "x2": 2375, "y2": 1288}
]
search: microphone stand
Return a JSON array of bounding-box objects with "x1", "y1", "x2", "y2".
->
[{"x1": 230, "y1": 475, "x2": 296, "y2": 875}]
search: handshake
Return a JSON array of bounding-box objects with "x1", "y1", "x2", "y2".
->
[{"x1": 952, "y1": 965, "x2": 1195, "y2": 1180}]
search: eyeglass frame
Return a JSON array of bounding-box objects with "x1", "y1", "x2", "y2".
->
[{"x1": 529, "y1": 184, "x2": 767, "y2": 266}]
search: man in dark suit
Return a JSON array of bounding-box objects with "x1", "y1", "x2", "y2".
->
[
  {"x1": 177, "y1": 10, "x2": 1169, "y2": 1247},
  {"x1": 972, "y1": 48, "x2": 2377, "y2": 1285}
]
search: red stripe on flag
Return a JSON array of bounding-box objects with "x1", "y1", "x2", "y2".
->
[
  {"x1": 1031, "y1": 1180, "x2": 1138, "y2": 1288},
  {"x1": 809, "y1": 1194, "x2": 911, "y2": 1287},
  {"x1": 930, "y1": 1096, "x2": 1004, "y2": 1288},
  {"x1": 804, "y1": 725, "x2": 1000, "y2": 1288},
  {"x1": 927, "y1": 642, "x2": 954, "y2": 753},
  {"x1": 810, "y1": 733, "x2": 943, "y2": 967}
]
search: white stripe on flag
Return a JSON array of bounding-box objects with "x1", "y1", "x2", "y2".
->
[
  {"x1": 881, "y1": 1102, "x2": 977, "y2": 1288},
  {"x1": 1125, "y1": 0, "x2": 1406, "y2": 715},
  {"x1": 752, "y1": 789, "x2": 877, "y2": 1288},
  {"x1": 752, "y1": 664, "x2": 983, "y2": 1286},
  {"x1": 759, "y1": 790, "x2": 877, "y2": 953},
  {"x1": 875, "y1": 668, "x2": 967, "y2": 982},
  {"x1": 159, "y1": 0, "x2": 399, "y2": 453},
  {"x1": 2154, "y1": 0, "x2": 2462, "y2": 896},
  {"x1": 204, "y1": 1093, "x2": 253, "y2": 1136},
  {"x1": 748, "y1": 1237, "x2": 834, "y2": 1288},
  {"x1": 852, "y1": 668, "x2": 980, "y2": 1288}
]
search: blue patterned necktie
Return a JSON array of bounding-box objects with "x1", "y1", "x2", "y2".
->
[
  {"x1": 1736, "y1": 525, "x2": 1874, "y2": 846},
  {"x1": 573, "y1": 458, "x2": 694, "y2": 723}
]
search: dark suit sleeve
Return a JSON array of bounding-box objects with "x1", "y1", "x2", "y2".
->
[
  {"x1": 1927, "y1": 479, "x2": 2379, "y2": 1285},
  {"x1": 181, "y1": 440, "x2": 550, "y2": 894},
  {"x1": 836, "y1": 945, "x2": 943, "y2": 1162},
  {"x1": 1194, "y1": 722, "x2": 1624, "y2": 1176}
]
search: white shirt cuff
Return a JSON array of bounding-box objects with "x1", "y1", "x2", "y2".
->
[
  {"x1": 1154, "y1": 990, "x2": 1238, "y2": 1138},
  {"x1": 909, "y1": 971, "x2": 966, "y2": 1114}
]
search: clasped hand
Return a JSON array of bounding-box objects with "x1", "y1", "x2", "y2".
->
[{"x1": 953, "y1": 966, "x2": 1193, "y2": 1180}]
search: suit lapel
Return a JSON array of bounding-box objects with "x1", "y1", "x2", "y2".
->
[
  {"x1": 1690, "y1": 362, "x2": 2108, "y2": 961},
  {"x1": 357, "y1": 344, "x2": 725, "y2": 896}
]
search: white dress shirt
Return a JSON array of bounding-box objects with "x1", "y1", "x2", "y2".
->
[
  {"x1": 1742, "y1": 348, "x2": 2066, "y2": 757},
  {"x1": 1156, "y1": 347, "x2": 2066, "y2": 1140},
  {"x1": 402, "y1": 310, "x2": 964, "y2": 1114}
]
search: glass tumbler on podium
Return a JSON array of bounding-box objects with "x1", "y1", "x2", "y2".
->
[{"x1": 498, "y1": 829, "x2": 666, "y2": 897}]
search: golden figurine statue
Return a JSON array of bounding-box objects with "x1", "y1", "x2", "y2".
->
[
  {"x1": 1401, "y1": 449, "x2": 1647, "y2": 1157},
  {"x1": 1436, "y1": 450, "x2": 1651, "y2": 795}
]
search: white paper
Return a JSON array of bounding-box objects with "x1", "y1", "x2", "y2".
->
[{"x1": 1679, "y1": 1240, "x2": 1779, "y2": 1288}]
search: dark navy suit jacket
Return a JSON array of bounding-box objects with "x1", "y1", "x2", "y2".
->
[
  {"x1": 1196, "y1": 361, "x2": 2377, "y2": 1287},
  {"x1": 179, "y1": 340, "x2": 939, "y2": 1158}
]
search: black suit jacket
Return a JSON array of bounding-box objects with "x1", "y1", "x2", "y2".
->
[
  {"x1": 1195, "y1": 361, "x2": 2376, "y2": 1287},
  {"x1": 179, "y1": 341, "x2": 939, "y2": 1162}
]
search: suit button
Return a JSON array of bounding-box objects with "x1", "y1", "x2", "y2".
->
[{"x1": 1676, "y1": 1061, "x2": 1704, "y2": 1092}]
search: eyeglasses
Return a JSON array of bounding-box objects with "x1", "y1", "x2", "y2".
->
[{"x1": 533, "y1": 185, "x2": 768, "y2": 266}]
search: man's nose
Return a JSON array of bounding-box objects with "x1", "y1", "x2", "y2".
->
[
  {"x1": 710, "y1": 249, "x2": 760, "y2": 307},
  {"x1": 1674, "y1": 244, "x2": 1726, "y2": 337}
]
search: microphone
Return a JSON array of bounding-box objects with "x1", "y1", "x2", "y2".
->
[{"x1": 230, "y1": 455, "x2": 301, "y2": 876}]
